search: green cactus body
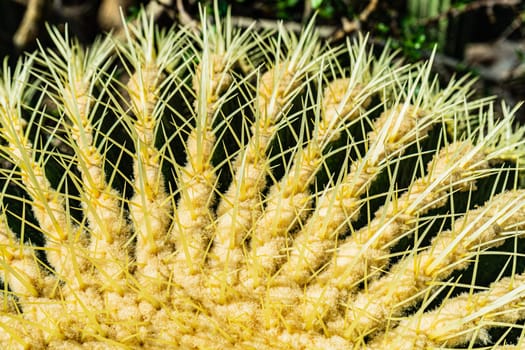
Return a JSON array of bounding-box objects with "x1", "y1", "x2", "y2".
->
[{"x1": 0, "y1": 8, "x2": 525, "y2": 350}]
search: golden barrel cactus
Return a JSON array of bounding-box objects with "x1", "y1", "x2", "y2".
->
[{"x1": 0, "y1": 8, "x2": 525, "y2": 350}]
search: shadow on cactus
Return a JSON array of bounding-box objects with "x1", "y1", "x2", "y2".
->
[{"x1": 0, "y1": 6, "x2": 525, "y2": 349}]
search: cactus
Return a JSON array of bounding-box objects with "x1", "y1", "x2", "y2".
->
[{"x1": 0, "y1": 7, "x2": 525, "y2": 350}]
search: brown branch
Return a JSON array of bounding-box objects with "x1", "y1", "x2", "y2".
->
[
  {"x1": 230, "y1": 16, "x2": 337, "y2": 38},
  {"x1": 98, "y1": 0, "x2": 135, "y2": 31},
  {"x1": 330, "y1": 0, "x2": 379, "y2": 41},
  {"x1": 359, "y1": 0, "x2": 378, "y2": 21},
  {"x1": 175, "y1": 0, "x2": 199, "y2": 32},
  {"x1": 13, "y1": 0, "x2": 50, "y2": 50}
]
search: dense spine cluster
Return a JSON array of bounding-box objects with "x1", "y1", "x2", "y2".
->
[{"x1": 0, "y1": 8, "x2": 524, "y2": 349}]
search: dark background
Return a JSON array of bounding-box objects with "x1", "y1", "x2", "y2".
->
[{"x1": 3, "y1": 0, "x2": 525, "y2": 119}]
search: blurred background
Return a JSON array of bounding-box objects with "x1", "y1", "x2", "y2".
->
[{"x1": 2, "y1": 0, "x2": 525, "y2": 120}]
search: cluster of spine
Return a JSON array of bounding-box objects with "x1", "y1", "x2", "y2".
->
[{"x1": 0, "y1": 8, "x2": 524, "y2": 350}]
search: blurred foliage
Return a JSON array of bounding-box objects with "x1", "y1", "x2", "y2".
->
[
  {"x1": 3, "y1": 0, "x2": 523, "y2": 65},
  {"x1": 201, "y1": 0, "x2": 524, "y2": 61}
]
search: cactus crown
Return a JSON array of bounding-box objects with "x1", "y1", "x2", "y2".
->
[{"x1": 0, "y1": 6, "x2": 525, "y2": 350}]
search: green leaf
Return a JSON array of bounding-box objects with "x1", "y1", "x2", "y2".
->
[{"x1": 311, "y1": 0, "x2": 323, "y2": 9}]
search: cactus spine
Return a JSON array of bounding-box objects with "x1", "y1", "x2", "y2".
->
[{"x1": 0, "y1": 7, "x2": 524, "y2": 350}]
